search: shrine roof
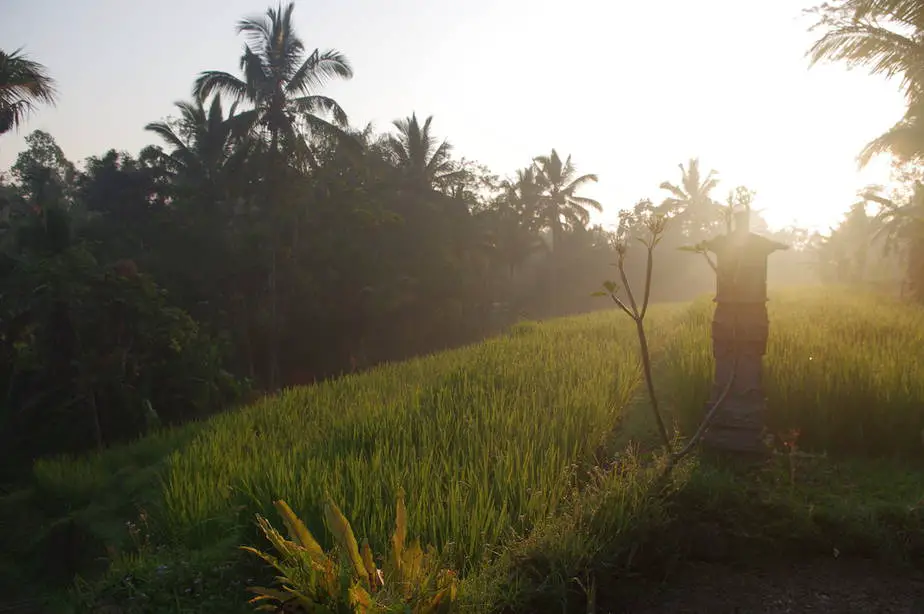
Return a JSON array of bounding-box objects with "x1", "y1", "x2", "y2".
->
[{"x1": 703, "y1": 232, "x2": 789, "y2": 255}]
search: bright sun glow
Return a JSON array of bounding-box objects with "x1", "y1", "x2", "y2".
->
[
  {"x1": 0, "y1": 0, "x2": 911, "y2": 233},
  {"x1": 353, "y1": 0, "x2": 910, "y2": 233}
]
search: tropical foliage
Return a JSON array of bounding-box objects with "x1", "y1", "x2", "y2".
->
[
  {"x1": 244, "y1": 494, "x2": 456, "y2": 612},
  {"x1": 0, "y1": 48, "x2": 56, "y2": 135},
  {"x1": 807, "y1": 0, "x2": 924, "y2": 298}
]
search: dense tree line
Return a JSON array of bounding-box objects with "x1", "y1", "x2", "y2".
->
[
  {"x1": 6, "y1": 0, "x2": 919, "y2": 472},
  {"x1": 0, "y1": 4, "x2": 630, "y2": 472}
]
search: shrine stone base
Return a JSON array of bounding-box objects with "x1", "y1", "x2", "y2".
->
[{"x1": 701, "y1": 392, "x2": 770, "y2": 458}]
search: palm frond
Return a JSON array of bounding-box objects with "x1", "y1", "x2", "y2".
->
[
  {"x1": 700, "y1": 173, "x2": 720, "y2": 194},
  {"x1": 227, "y1": 108, "x2": 259, "y2": 140},
  {"x1": 303, "y1": 112, "x2": 352, "y2": 145},
  {"x1": 194, "y1": 71, "x2": 249, "y2": 104},
  {"x1": 0, "y1": 100, "x2": 30, "y2": 134},
  {"x1": 0, "y1": 48, "x2": 57, "y2": 133},
  {"x1": 426, "y1": 139, "x2": 454, "y2": 174},
  {"x1": 563, "y1": 173, "x2": 598, "y2": 193},
  {"x1": 286, "y1": 49, "x2": 353, "y2": 94},
  {"x1": 240, "y1": 46, "x2": 270, "y2": 99},
  {"x1": 659, "y1": 181, "x2": 688, "y2": 200},
  {"x1": 568, "y1": 195, "x2": 603, "y2": 212},
  {"x1": 808, "y1": 20, "x2": 924, "y2": 98},
  {"x1": 144, "y1": 120, "x2": 189, "y2": 153},
  {"x1": 533, "y1": 154, "x2": 552, "y2": 168},
  {"x1": 174, "y1": 100, "x2": 205, "y2": 125},
  {"x1": 0, "y1": 48, "x2": 57, "y2": 103},
  {"x1": 236, "y1": 14, "x2": 274, "y2": 54},
  {"x1": 291, "y1": 95, "x2": 348, "y2": 127},
  {"x1": 207, "y1": 94, "x2": 225, "y2": 136},
  {"x1": 866, "y1": 0, "x2": 924, "y2": 28},
  {"x1": 858, "y1": 101, "x2": 924, "y2": 165}
]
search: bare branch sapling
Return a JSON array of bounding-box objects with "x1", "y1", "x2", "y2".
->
[{"x1": 595, "y1": 213, "x2": 737, "y2": 468}]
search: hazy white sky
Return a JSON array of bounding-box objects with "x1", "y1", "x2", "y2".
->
[{"x1": 0, "y1": 0, "x2": 909, "y2": 231}]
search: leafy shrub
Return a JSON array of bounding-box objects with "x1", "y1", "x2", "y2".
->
[
  {"x1": 0, "y1": 240, "x2": 244, "y2": 474},
  {"x1": 243, "y1": 491, "x2": 457, "y2": 613}
]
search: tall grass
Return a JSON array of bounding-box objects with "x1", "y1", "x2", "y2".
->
[
  {"x1": 23, "y1": 288, "x2": 924, "y2": 611},
  {"x1": 33, "y1": 308, "x2": 671, "y2": 573},
  {"x1": 663, "y1": 287, "x2": 924, "y2": 458}
]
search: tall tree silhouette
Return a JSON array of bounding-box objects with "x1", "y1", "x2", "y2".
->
[
  {"x1": 384, "y1": 113, "x2": 460, "y2": 191},
  {"x1": 659, "y1": 157, "x2": 721, "y2": 238},
  {"x1": 0, "y1": 48, "x2": 57, "y2": 135},
  {"x1": 145, "y1": 95, "x2": 249, "y2": 202},
  {"x1": 533, "y1": 149, "x2": 600, "y2": 253},
  {"x1": 193, "y1": 1, "x2": 353, "y2": 390},
  {"x1": 532, "y1": 149, "x2": 599, "y2": 314},
  {"x1": 487, "y1": 167, "x2": 546, "y2": 280},
  {"x1": 193, "y1": 2, "x2": 352, "y2": 162}
]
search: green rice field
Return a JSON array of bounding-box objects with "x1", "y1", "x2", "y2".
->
[{"x1": 5, "y1": 286, "x2": 924, "y2": 612}]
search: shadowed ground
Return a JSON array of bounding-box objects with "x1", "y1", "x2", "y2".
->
[{"x1": 611, "y1": 558, "x2": 924, "y2": 613}]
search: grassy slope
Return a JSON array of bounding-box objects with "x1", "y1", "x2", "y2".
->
[
  {"x1": 3, "y1": 303, "x2": 686, "y2": 610},
  {"x1": 3, "y1": 287, "x2": 924, "y2": 613}
]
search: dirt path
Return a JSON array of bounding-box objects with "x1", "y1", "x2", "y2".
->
[{"x1": 602, "y1": 558, "x2": 924, "y2": 613}]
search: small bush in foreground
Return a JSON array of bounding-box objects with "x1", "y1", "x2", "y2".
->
[{"x1": 244, "y1": 491, "x2": 457, "y2": 613}]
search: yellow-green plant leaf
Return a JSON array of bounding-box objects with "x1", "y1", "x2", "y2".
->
[
  {"x1": 246, "y1": 586, "x2": 291, "y2": 602},
  {"x1": 323, "y1": 496, "x2": 367, "y2": 583},
  {"x1": 320, "y1": 557, "x2": 340, "y2": 596},
  {"x1": 400, "y1": 538, "x2": 424, "y2": 599},
  {"x1": 240, "y1": 546, "x2": 285, "y2": 572},
  {"x1": 414, "y1": 577, "x2": 457, "y2": 614},
  {"x1": 388, "y1": 488, "x2": 408, "y2": 580},
  {"x1": 274, "y1": 499, "x2": 326, "y2": 562},
  {"x1": 394, "y1": 488, "x2": 407, "y2": 554},
  {"x1": 403, "y1": 538, "x2": 423, "y2": 578},
  {"x1": 282, "y1": 585, "x2": 321, "y2": 611},
  {"x1": 252, "y1": 515, "x2": 299, "y2": 561},
  {"x1": 348, "y1": 582, "x2": 373, "y2": 613},
  {"x1": 360, "y1": 538, "x2": 380, "y2": 589}
]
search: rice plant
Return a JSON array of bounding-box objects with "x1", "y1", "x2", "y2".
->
[
  {"x1": 27, "y1": 286, "x2": 924, "y2": 611},
  {"x1": 35, "y1": 307, "x2": 670, "y2": 575},
  {"x1": 662, "y1": 287, "x2": 924, "y2": 458}
]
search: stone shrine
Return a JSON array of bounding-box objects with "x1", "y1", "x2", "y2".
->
[{"x1": 700, "y1": 209, "x2": 788, "y2": 455}]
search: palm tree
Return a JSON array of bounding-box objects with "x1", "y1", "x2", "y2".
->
[
  {"x1": 145, "y1": 95, "x2": 248, "y2": 200},
  {"x1": 858, "y1": 96, "x2": 924, "y2": 165},
  {"x1": 861, "y1": 181, "x2": 924, "y2": 297},
  {"x1": 0, "y1": 48, "x2": 57, "y2": 135},
  {"x1": 193, "y1": 2, "x2": 352, "y2": 166},
  {"x1": 488, "y1": 167, "x2": 546, "y2": 279},
  {"x1": 384, "y1": 113, "x2": 461, "y2": 191},
  {"x1": 533, "y1": 149, "x2": 601, "y2": 253},
  {"x1": 659, "y1": 157, "x2": 721, "y2": 238},
  {"x1": 807, "y1": 0, "x2": 924, "y2": 165},
  {"x1": 502, "y1": 167, "x2": 542, "y2": 224},
  {"x1": 193, "y1": 1, "x2": 353, "y2": 391},
  {"x1": 807, "y1": 0, "x2": 924, "y2": 100}
]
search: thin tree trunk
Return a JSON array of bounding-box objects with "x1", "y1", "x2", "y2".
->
[
  {"x1": 71, "y1": 310, "x2": 104, "y2": 450},
  {"x1": 88, "y1": 387, "x2": 103, "y2": 451},
  {"x1": 267, "y1": 131, "x2": 281, "y2": 392},
  {"x1": 269, "y1": 235, "x2": 279, "y2": 391},
  {"x1": 240, "y1": 296, "x2": 256, "y2": 381},
  {"x1": 550, "y1": 219, "x2": 561, "y2": 315}
]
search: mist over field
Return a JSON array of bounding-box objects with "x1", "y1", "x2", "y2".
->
[{"x1": 2, "y1": 0, "x2": 924, "y2": 612}]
